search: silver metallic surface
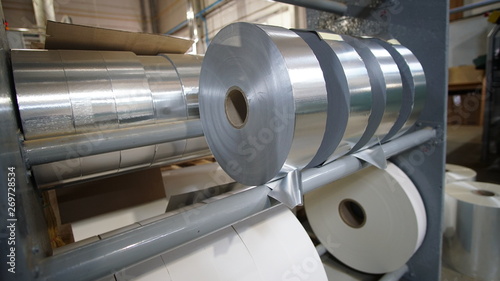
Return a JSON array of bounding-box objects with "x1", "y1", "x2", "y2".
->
[
  {"x1": 342, "y1": 35, "x2": 403, "y2": 149},
  {"x1": 138, "y1": 55, "x2": 187, "y2": 165},
  {"x1": 199, "y1": 22, "x2": 328, "y2": 185},
  {"x1": 181, "y1": 136, "x2": 211, "y2": 161},
  {"x1": 24, "y1": 120, "x2": 204, "y2": 166},
  {"x1": 36, "y1": 128, "x2": 436, "y2": 281},
  {"x1": 13, "y1": 50, "x2": 209, "y2": 186},
  {"x1": 373, "y1": 40, "x2": 426, "y2": 141},
  {"x1": 11, "y1": 50, "x2": 75, "y2": 139},
  {"x1": 295, "y1": 31, "x2": 372, "y2": 165},
  {"x1": 161, "y1": 54, "x2": 203, "y2": 120},
  {"x1": 162, "y1": 54, "x2": 210, "y2": 161},
  {"x1": 58, "y1": 50, "x2": 118, "y2": 133},
  {"x1": 443, "y1": 181, "x2": 500, "y2": 281},
  {"x1": 101, "y1": 51, "x2": 155, "y2": 128}
]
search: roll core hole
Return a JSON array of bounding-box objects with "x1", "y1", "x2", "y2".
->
[
  {"x1": 472, "y1": 189, "x2": 496, "y2": 197},
  {"x1": 339, "y1": 199, "x2": 366, "y2": 228},
  {"x1": 225, "y1": 87, "x2": 248, "y2": 129}
]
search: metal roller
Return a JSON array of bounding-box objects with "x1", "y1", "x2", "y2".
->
[{"x1": 11, "y1": 50, "x2": 209, "y2": 187}]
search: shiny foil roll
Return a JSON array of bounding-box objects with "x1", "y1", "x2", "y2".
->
[
  {"x1": 443, "y1": 165, "x2": 478, "y2": 237},
  {"x1": 294, "y1": 31, "x2": 372, "y2": 164},
  {"x1": 163, "y1": 54, "x2": 211, "y2": 160},
  {"x1": 372, "y1": 39, "x2": 426, "y2": 141},
  {"x1": 58, "y1": 50, "x2": 118, "y2": 133},
  {"x1": 12, "y1": 50, "x2": 75, "y2": 139},
  {"x1": 444, "y1": 164, "x2": 477, "y2": 227},
  {"x1": 138, "y1": 55, "x2": 188, "y2": 165},
  {"x1": 443, "y1": 181, "x2": 500, "y2": 280},
  {"x1": 199, "y1": 22, "x2": 328, "y2": 185},
  {"x1": 340, "y1": 35, "x2": 403, "y2": 150},
  {"x1": 305, "y1": 163, "x2": 427, "y2": 274},
  {"x1": 19, "y1": 50, "x2": 210, "y2": 186}
]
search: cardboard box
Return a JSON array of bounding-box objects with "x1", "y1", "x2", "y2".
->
[
  {"x1": 449, "y1": 65, "x2": 484, "y2": 86},
  {"x1": 45, "y1": 21, "x2": 193, "y2": 55}
]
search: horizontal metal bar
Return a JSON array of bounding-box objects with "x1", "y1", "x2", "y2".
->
[
  {"x1": 23, "y1": 119, "x2": 204, "y2": 166},
  {"x1": 36, "y1": 128, "x2": 436, "y2": 281},
  {"x1": 302, "y1": 127, "x2": 436, "y2": 193},
  {"x1": 450, "y1": 0, "x2": 500, "y2": 14},
  {"x1": 273, "y1": 0, "x2": 347, "y2": 15}
]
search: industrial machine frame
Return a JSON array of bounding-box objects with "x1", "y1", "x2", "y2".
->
[{"x1": 0, "y1": 0, "x2": 447, "y2": 280}]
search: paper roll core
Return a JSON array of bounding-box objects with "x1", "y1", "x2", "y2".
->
[
  {"x1": 224, "y1": 86, "x2": 249, "y2": 129},
  {"x1": 472, "y1": 189, "x2": 496, "y2": 197},
  {"x1": 339, "y1": 199, "x2": 366, "y2": 228}
]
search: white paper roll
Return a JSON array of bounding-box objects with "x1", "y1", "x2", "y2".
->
[
  {"x1": 445, "y1": 164, "x2": 477, "y2": 183},
  {"x1": 155, "y1": 205, "x2": 327, "y2": 281},
  {"x1": 163, "y1": 227, "x2": 261, "y2": 281},
  {"x1": 443, "y1": 181, "x2": 500, "y2": 280},
  {"x1": 233, "y1": 205, "x2": 328, "y2": 281},
  {"x1": 305, "y1": 162, "x2": 426, "y2": 274},
  {"x1": 199, "y1": 22, "x2": 328, "y2": 185}
]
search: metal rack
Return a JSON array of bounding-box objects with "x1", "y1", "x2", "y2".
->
[{"x1": 0, "y1": 1, "x2": 447, "y2": 280}]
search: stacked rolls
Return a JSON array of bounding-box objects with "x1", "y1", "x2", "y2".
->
[
  {"x1": 199, "y1": 23, "x2": 426, "y2": 186},
  {"x1": 12, "y1": 50, "x2": 210, "y2": 186},
  {"x1": 113, "y1": 206, "x2": 328, "y2": 281}
]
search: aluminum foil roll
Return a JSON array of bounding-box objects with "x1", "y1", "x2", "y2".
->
[
  {"x1": 12, "y1": 50, "x2": 75, "y2": 139},
  {"x1": 58, "y1": 50, "x2": 118, "y2": 133},
  {"x1": 138, "y1": 55, "x2": 188, "y2": 165},
  {"x1": 340, "y1": 35, "x2": 403, "y2": 149},
  {"x1": 443, "y1": 181, "x2": 500, "y2": 280},
  {"x1": 162, "y1": 54, "x2": 211, "y2": 161},
  {"x1": 294, "y1": 31, "x2": 372, "y2": 164},
  {"x1": 199, "y1": 22, "x2": 328, "y2": 185},
  {"x1": 372, "y1": 39, "x2": 426, "y2": 141},
  {"x1": 17, "y1": 50, "x2": 209, "y2": 187}
]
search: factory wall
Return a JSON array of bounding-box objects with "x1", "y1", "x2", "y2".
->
[
  {"x1": 3, "y1": 0, "x2": 147, "y2": 32},
  {"x1": 157, "y1": 0, "x2": 305, "y2": 53}
]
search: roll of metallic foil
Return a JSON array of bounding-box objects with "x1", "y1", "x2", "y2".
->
[
  {"x1": 340, "y1": 35, "x2": 403, "y2": 150},
  {"x1": 443, "y1": 181, "x2": 500, "y2": 281},
  {"x1": 199, "y1": 22, "x2": 328, "y2": 185},
  {"x1": 372, "y1": 39, "x2": 426, "y2": 141},
  {"x1": 12, "y1": 50, "x2": 209, "y2": 186},
  {"x1": 163, "y1": 54, "x2": 211, "y2": 161},
  {"x1": 138, "y1": 55, "x2": 188, "y2": 166},
  {"x1": 12, "y1": 50, "x2": 75, "y2": 139},
  {"x1": 294, "y1": 31, "x2": 372, "y2": 164}
]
